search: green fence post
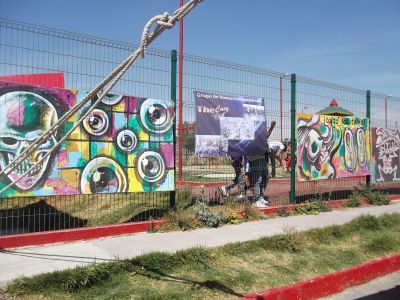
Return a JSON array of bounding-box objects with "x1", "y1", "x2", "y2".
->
[
  {"x1": 170, "y1": 49, "x2": 177, "y2": 209},
  {"x1": 366, "y1": 90, "x2": 371, "y2": 191},
  {"x1": 290, "y1": 74, "x2": 297, "y2": 204}
]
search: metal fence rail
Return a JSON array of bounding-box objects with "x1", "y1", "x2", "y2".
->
[{"x1": 0, "y1": 18, "x2": 399, "y2": 236}]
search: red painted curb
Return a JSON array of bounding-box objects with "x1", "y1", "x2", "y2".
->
[
  {"x1": 257, "y1": 196, "x2": 400, "y2": 216},
  {"x1": 241, "y1": 252, "x2": 400, "y2": 300},
  {"x1": 0, "y1": 220, "x2": 167, "y2": 249}
]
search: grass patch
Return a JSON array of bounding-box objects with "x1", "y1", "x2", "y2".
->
[
  {"x1": 7, "y1": 213, "x2": 400, "y2": 299},
  {"x1": 364, "y1": 233, "x2": 397, "y2": 253}
]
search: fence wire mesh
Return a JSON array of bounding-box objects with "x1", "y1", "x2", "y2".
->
[
  {"x1": 0, "y1": 18, "x2": 399, "y2": 236},
  {"x1": 0, "y1": 18, "x2": 173, "y2": 235}
]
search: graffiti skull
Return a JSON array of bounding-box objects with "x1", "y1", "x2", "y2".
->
[
  {"x1": 0, "y1": 91, "x2": 58, "y2": 190},
  {"x1": 376, "y1": 128, "x2": 400, "y2": 181}
]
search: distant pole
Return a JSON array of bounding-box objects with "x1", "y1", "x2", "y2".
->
[
  {"x1": 290, "y1": 74, "x2": 297, "y2": 204},
  {"x1": 366, "y1": 90, "x2": 371, "y2": 191},
  {"x1": 385, "y1": 96, "x2": 387, "y2": 128},
  {"x1": 178, "y1": 0, "x2": 184, "y2": 181},
  {"x1": 280, "y1": 76, "x2": 283, "y2": 141}
]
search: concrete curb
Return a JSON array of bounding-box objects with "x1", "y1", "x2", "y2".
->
[
  {"x1": 241, "y1": 252, "x2": 400, "y2": 300},
  {"x1": 0, "y1": 220, "x2": 167, "y2": 249}
]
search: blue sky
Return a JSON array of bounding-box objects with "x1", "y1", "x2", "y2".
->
[{"x1": 1, "y1": 0, "x2": 399, "y2": 96}]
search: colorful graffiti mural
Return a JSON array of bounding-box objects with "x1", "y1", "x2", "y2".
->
[
  {"x1": 371, "y1": 127, "x2": 400, "y2": 183},
  {"x1": 0, "y1": 80, "x2": 174, "y2": 197},
  {"x1": 297, "y1": 113, "x2": 371, "y2": 181}
]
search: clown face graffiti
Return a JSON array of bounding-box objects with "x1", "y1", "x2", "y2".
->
[
  {"x1": 297, "y1": 115, "x2": 336, "y2": 180},
  {"x1": 0, "y1": 91, "x2": 58, "y2": 190}
]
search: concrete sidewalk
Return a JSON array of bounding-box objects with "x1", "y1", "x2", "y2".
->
[{"x1": 1, "y1": 202, "x2": 400, "y2": 287}]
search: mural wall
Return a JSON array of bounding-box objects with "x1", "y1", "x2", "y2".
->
[
  {"x1": 371, "y1": 127, "x2": 400, "y2": 183},
  {"x1": 0, "y1": 80, "x2": 174, "y2": 197},
  {"x1": 297, "y1": 113, "x2": 371, "y2": 181}
]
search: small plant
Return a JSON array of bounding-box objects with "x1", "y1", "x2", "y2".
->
[
  {"x1": 317, "y1": 200, "x2": 332, "y2": 212},
  {"x1": 345, "y1": 191, "x2": 362, "y2": 207},
  {"x1": 147, "y1": 216, "x2": 156, "y2": 233},
  {"x1": 277, "y1": 207, "x2": 289, "y2": 217},
  {"x1": 219, "y1": 207, "x2": 244, "y2": 225},
  {"x1": 364, "y1": 190, "x2": 390, "y2": 206},
  {"x1": 193, "y1": 201, "x2": 222, "y2": 228},
  {"x1": 160, "y1": 208, "x2": 200, "y2": 231},
  {"x1": 242, "y1": 202, "x2": 262, "y2": 221},
  {"x1": 195, "y1": 185, "x2": 207, "y2": 203},
  {"x1": 293, "y1": 201, "x2": 321, "y2": 215}
]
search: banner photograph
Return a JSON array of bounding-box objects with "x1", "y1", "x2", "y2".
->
[
  {"x1": 297, "y1": 113, "x2": 371, "y2": 181},
  {"x1": 194, "y1": 91, "x2": 267, "y2": 157},
  {"x1": 371, "y1": 127, "x2": 400, "y2": 183},
  {"x1": 0, "y1": 80, "x2": 175, "y2": 197}
]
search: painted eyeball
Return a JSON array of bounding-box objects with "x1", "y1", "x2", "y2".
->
[
  {"x1": 83, "y1": 109, "x2": 109, "y2": 136},
  {"x1": 137, "y1": 151, "x2": 165, "y2": 183},
  {"x1": 99, "y1": 92, "x2": 123, "y2": 106},
  {"x1": 140, "y1": 99, "x2": 173, "y2": 133},
  {"x1": 80, "y1": 157, "x2": 127, "y2": 193},
  {"x1": 117, "y1": 130, "x2": 137, "y2": 152}
]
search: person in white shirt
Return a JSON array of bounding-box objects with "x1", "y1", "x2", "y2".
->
[{"x1": 246, "y1": 120, "x2": 276, "y2": 207}]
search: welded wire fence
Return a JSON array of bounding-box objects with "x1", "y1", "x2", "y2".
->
[{"x1": 0, "y1": 18, "x2": 399, "y2": 236}]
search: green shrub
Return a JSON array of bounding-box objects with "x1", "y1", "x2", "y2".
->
[
  {"x1": 345, "y1": 191, "x2": 362, "y2": 207},
  {"x1": 293, "y1": 201, "x2": 321, "y2": 215},
  {"x1": 219, "y1": 207, "x2": 244, "y2": 225},
  {"x1": 242, "y1": 202, "x2": 262, "y2": 221},
  {"x1": 160, "y1": 208, "x2": 200, "y2": 231},
  {"x1": 364, "y1": 190, "x2": 390, "y2": 206},
  {"x1": 193, "y1": 202, "x2": 223, "y2": 228}
]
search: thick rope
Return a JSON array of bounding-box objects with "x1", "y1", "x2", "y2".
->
[{"x1": 0, "y1": 0, "x2": 202, "y2": 194}]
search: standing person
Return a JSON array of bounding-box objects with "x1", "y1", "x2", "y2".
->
[
  {"x1": 219, "y1": 156, "x2": 245, "y2": 199},
  {"x1": 267, "y1": 140, "x2": 284, "y2": 177},
  {"x1": 284, "y1": 143, "x2": 292, "y2": 173},
  {"x1": 247, "y1": 120, "x2": 276, "y2": 207}
]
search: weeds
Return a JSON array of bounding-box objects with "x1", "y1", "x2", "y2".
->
[
  {"x1": 219, "y1": 206, "x2": 244, "y2": 225},
  {"x1": 345, "y1": 191, "x2": 362, "y2": 207},
  {"x1": 364, "y1": 191, "x2": 390, "y2": 206},
  {"x1": 194, "y1": 201, "x2": 223, "y2": 228},
  {"x1": 159, "y1": 208, "x2": 201, "y2": 231},
  {"x1": 293, "y1": 201, "x2": 321, "y2": 215},
  {"x1": 277, "y1": 207, "x2": 289, "y2": 217},
  {"x1": 242, "y1": 202, "x2": 263, "y2": 221}
]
